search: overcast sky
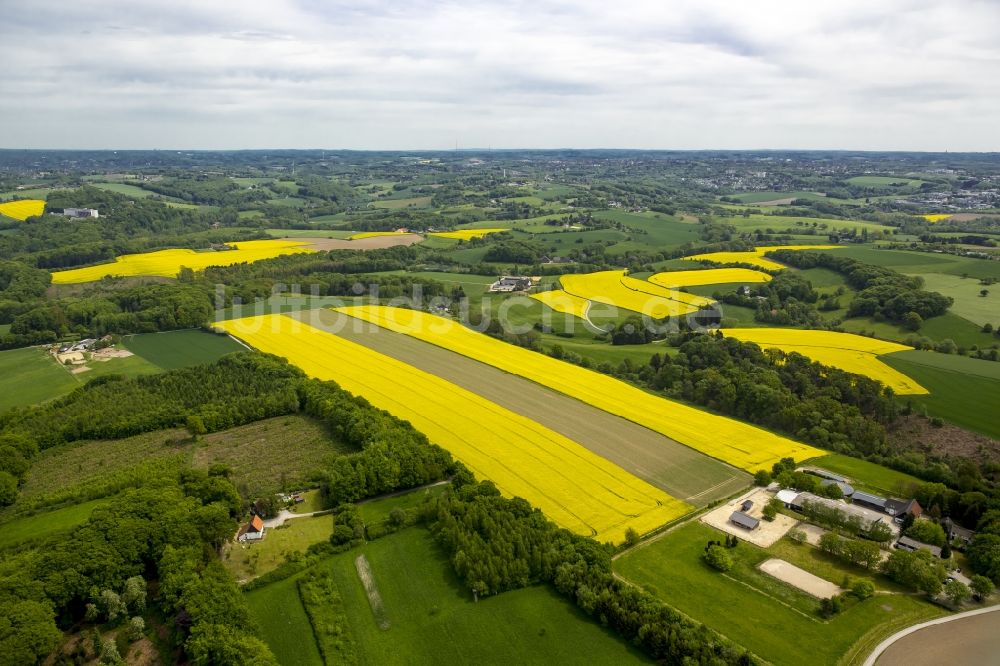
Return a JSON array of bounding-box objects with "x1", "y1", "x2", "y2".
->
[{"x1": 2, "y1": 0, "x2": 998, "y2": 151}]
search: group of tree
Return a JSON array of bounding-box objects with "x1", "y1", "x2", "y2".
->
[{"x1": 769, "y1": 250, "x2": 952, "y2": 325}]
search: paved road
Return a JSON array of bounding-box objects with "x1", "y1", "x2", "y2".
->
[{"x1": 862, "y1": 604, "x2": 1000, "y2": 666}]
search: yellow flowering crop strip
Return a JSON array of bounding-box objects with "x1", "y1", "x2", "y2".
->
[
  {"x1": 721, "y1": 328, "x2": 928, "y2": 395},
  {"x1": 51, "y1": 240, "x2": 314, "y2": 284},
  {"x1": 648, "y1": 268, "x2": 773, "y2": 288},
  {"x1": 683, "y1": 245, "x2": 841, "y2": 271},
  {"x1": 560, "y1": 270, "x2": 712, "y2": 318},
  {"x1": 428, "y1": 228, "x2": 509, "y2": 240},
  {"x1": 922, "y1": 214, "x2": 952, "y2": 223},
  {"x1": 348, "y1": 231, "x2": 411, "y2": 240},
  {"x1": 530, "y1": 289, "x2": 591, "y2": 320},
  {"x1": 336, "y1": 306, "x2": 825, "y2": 472},
  {"x1": 0, "y1": 199, "x2": 45, "y2": 221},
  {"x1": 216, "y1": 314, "x2": 690, "y2": 543}
]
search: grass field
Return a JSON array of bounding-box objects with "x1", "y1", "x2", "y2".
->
[
  {"x1": 226, "y1": 514, "x2": 334, "y2": 581},
  {"x1": 191, "y1": 415, "x2": 354, "y2": 497},
  {"x1": 17, "y1": 416, "x2": 342, "y2": 511},
  {"x1": 591, "y1": 210, "x2": 702, "y2": 247},
  {"x1": 846, "y1": 176, "x2": 927, "y2": 188},
  {"x1": 808, "y1": 453, "x2": 923, "y2": 496},
  {"x1": 219, "y1": 313, "x2": 690, "y2": 543},
  {"x1": 0, "y1": 347, "x2": 79, "y2": 410},
  {"x1": 336, "y1": 306, "x2": 824, "y2": 472},
  {"x1": 720, "y1": 214, "x2": 894, "y2": 234},
  {"x1": 882, "y1": 351, "x2": 1000, "y2": 439},
  {"x1": 87, "y1": 182, "x2": 156, "y2": 198},
  {"x1": 317, "y1": 528, "x2": 649, "y2": 664},
  {"x1": 838, "y1": 312, "x2": 996, "y2": 350},
  {"x1": 245, "y1": 573, "x2": 323, "y2": 666},
  {"x1": 615, "y1": 522, "x2": 943, "y2": 666},
  {"x1": 813, "y1": 247, "x2": 1000, "y2": 280},
  {"x1": 123, "y1": 329, "x2": 246, "y2": 369},
  {"x1": 307, "y1": 309, "x2": 748, "y2": 505},
  {"x1": 0, "y1": 499, "x2": 111, "y2": 548},
  {"x1": 913, "y1": 273, "x2": 998, "y2": 326},
  {"x1": 371, "y1": 196, "x2": 433, "y2": 209},
  {"x1": 264, "y1": 228, "x2": 356, "y2": 239}
]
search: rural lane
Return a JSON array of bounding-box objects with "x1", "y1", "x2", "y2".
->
[{"x1": 861, "y1": 603, "x2": 1000, "y2": 666}]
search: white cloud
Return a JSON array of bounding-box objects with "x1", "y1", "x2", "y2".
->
[{"x1": 1, "y1": 0, "x2": 998, "y2": 149}]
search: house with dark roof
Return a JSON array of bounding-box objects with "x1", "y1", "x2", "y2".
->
[
  {"x1": 237, "y1": 514, "x2": 265, "y2": 543},
  {"x1": 851, "y1": 491, "x2": 887, "y2": 512},
  {"x1": 885, "y1": 498, "x2": 923, "y2": 522},
  {"x1": 729, "y1": 511, "x2": 760, "y2": 531},
  {"x1": 943, "y1": 517, "x2": 975, "y2": 545}
]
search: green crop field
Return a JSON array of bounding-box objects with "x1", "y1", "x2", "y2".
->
[
  {"x1": 264, "y1": 228, "x2": 356, "y2": 239},
  {"x1": 317, "y1": 528, "x2": 649, "y2": 665},
  {"x1": 883, "y1": 351, "x2": 1000, "y2": 438},
  {"x1": 88, "y1": 181, "x2": 155, "y2": 197},
  {"x1": 814, "y1": 247, "x2": 1000, "y2": 280},
  {"x1": 721, "y1": 214, "x2": 894, "y2": 234},
  {"x1": 0, "y1": 499, "x2": 111, "y2": 548},
  {"x1": 592, "y1": 210, "x2": 702, "y2": 248},
  {"x1": 809, "y1": 453, "x2": 923, "y2": 496},
  {"x1": 123, "y1": 329, "x2": 246, "y2": 369},
  {"x1": 246, "y1": 573, "x2": 323, "y2": 666},
  {"x1": 727, "y1": 191, "x2": 830, "y2": 203},
  {"x1": 846, "y1": 176, "x2": 927, "y2": 188},
  {"x1": 0, "y1": 347, "x2": 79, "y2": 410},
  {"x1": 838, "y1": 312, "x2": 996, "y2": 349},
  {"x1": 371, "y1": 196, "x2": 433, "y2": 209},
  {"x1": 616, "y1": 522, "x2": 942, "y2": 666},
  {"x1": 913, "y1": 273, "x2": 998, "y2": 326}
]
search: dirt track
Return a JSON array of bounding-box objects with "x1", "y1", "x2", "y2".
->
[
  {"x1": 292, "y1": 308, "x2": 750, "y2": 505},
  {"x1": 281, "y1": 234, "x2": 423, "y2": 251}
]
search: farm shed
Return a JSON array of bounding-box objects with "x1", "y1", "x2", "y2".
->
[
  {"x1": 792, "y1": 492, "x2": 898, "y2": 534},
  {"x1": 895, "y1": 535, "x2": 942, "y2": 558},
  {"x1": 729, "y1": 511, "x2": 760, "y2": 531},
  {"x1": 740, "y1": 499, "x2": 754, "y2": 512},
  {"x1": 775, "y1": 489, "x2": 799, "y2": 507},
  {"x1": 801, "y1": 467, "x2": 848, "y2": 483},
  {"x1": 850, "y1": 491, "x2": 887, "y2": 512}
]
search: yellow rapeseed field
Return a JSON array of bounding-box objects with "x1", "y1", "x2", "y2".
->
[
  {"x1": 683, "y1": 245, "x2": 841, "y2": 271},
  {"x1": 429, "y1": 228, "x2": 509, "y2": 240},
  {"x1": 336, "y1": 306, "x2": 825, "y2": 471},
  {"x1": 922, "y1": 214, "x2": 953, "y2": 223},
  {"x1": 648, "y1": 268, "x2": 773, "y2": 288},
  {"x1": 348, "y1": 231, "x2": 411, "y2": 240},
  {"x1": 51, "y1": 240, "x2": 313, "y2": 284},
  {"x1": 560, "y1": 270, "x2": 713, "y2": 318},
  {"x1": 216, "y1": 313, "x2": 690, "y2": 543},
  {"x1": 0, "y1": 199, "x2": 45, "y2": 221},
  {"x1": 530, "y1": 289, "x2": 591, "y2": 320},
  {"x1": 721, "y1": 328, "x2": 927, "y2": 394}
]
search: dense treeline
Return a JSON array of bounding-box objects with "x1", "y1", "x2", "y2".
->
[
  {"x1": 769, "y1": 250, "x2": 953, "y2": 324},
  {"x1": 719, "y1": 271, "x2": 828, "y2": 327},
  {"x1": 630, "y1": 332, "x2": 894, "y2": 454},
  {"x1": 0, "y1": 470, "x2": 278, "y2": 665},
  {"x1": 302, "y1": 381, "x2": 456, "y2": 504},
  {"x1": 1, "y1": 283, "x2": 216, "y2": 349},
  {"x1": 431, "y1": 481, "x2": 756, "y2": 665},
  {"x1": 1, "y1": 353, "x2": 303, "y2": 451}
]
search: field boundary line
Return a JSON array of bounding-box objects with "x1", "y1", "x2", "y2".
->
[
  {"x1": 611, "y1": 572, "x2": 774, "y2": 666},
  {"x1": 720, "y1": 573, "x2": 824, "y2": 624}
]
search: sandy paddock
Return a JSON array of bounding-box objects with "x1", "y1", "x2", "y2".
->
[{"x1": 759, "y1": 558, "x2": 842, "y2": 598}]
